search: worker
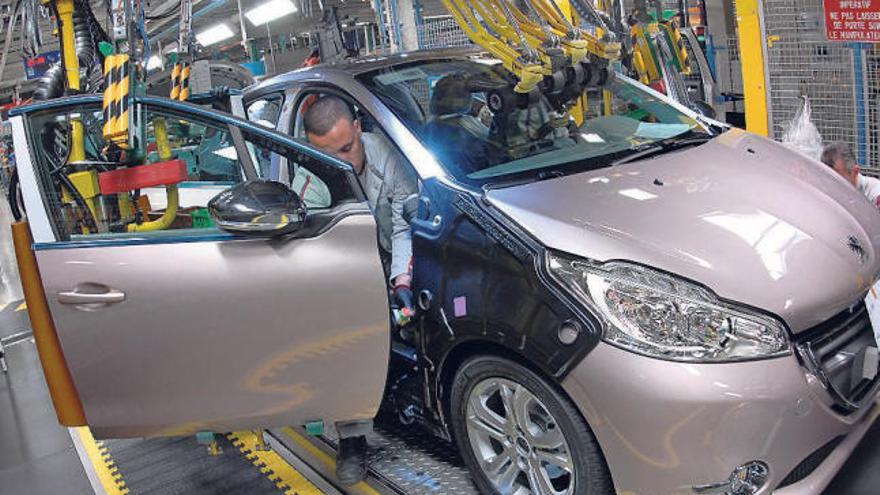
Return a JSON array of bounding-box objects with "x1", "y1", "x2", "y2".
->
[
  {"x1": 302, "y1": 95, "x2": 418, "y2": 485},
  {"x1": 302, "y1": 48, "x2": 320, "y2": 67},
  {"x1": 821, "y1": 142, "x2": 880, "y2": 208}
]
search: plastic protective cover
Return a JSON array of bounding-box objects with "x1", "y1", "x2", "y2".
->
[{"x1": 781, "y1": 96, "x2": 824, "y2": 161}]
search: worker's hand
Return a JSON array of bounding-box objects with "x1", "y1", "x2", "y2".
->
[
  {"x1": 392, "y1": 285, "x2": 415, "y2": 326},
  {"x1": 394, "y1": 273, "x2": 412, "y2": 288}
]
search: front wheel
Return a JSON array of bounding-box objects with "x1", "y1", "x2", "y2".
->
[{"x1": 450, "y1": 355, "x2": 613, "y2": 495}]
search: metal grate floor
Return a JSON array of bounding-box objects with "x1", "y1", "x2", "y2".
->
[
  {"x1": 103, "y1": 435, "x2": 284, "y2": 495},
  {"x1": 319, "y1": 419, "x2": 479, "y2": 495}
]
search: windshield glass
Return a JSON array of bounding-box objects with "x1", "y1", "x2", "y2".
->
[{"x1": 357, "y1": 59, "x2": 713, "y2": 187}]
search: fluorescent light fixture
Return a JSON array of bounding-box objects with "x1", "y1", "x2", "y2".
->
[
  {"x1": 146, "y1": 55, "x2": 163, "y2": 71},
  {"x1": 244, "y1": 0, "x2": 299, "y2": 26},
  {"x1": 196, "y1": 24, "x2": 235, "y2": 46},
  {"x1": 246, "y1": 0, "x2": 298, "y2": 26}
]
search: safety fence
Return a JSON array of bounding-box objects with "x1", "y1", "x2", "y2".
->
[
  {"x1": 417, "y1": 16, "x2": 472, "y2": 50},
  {"x1": 868, "y1": 50, "x2": 880, "y2": 172},
  {"x1": 761, "y1": 0, "x2": 879, "y2": 173}
]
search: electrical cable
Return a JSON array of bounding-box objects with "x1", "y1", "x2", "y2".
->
[{"x1": 137, "y1": 0, "x2": 151, "y2": 68}]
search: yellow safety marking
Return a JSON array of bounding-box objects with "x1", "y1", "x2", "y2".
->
[
  {"x1": 179, "y1": 62, "x2": 191, "y2": 101},
  {"x1": 169, "y1": 63, "x2": 182, "y2": 101},
  {"x1": 102, "y1": 54, "x2": 131, "y2": 146},
  {"x1": 227, "y1": 431, "x2": 323, "y2": 495},
  {"x1": 15, "y1": 302, "x2": 27, "y2": 312},
  {"x1": 74, "y1": 427, "x2": 129, "y2": 495},
  {"x1": 279, "y1": 427, "x2": 382, "y2": 495}
]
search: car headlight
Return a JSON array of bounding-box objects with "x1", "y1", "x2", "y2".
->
[{"x1": 547, "y1": 253, "x2": 790, "y2": 362}]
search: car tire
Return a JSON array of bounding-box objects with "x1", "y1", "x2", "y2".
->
[{"x1": 450, "y1": 355, "x2": 613, "y2": 495}]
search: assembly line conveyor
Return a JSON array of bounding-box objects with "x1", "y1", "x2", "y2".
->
[{"x1": 90, "y1": 417, "x2": 478, "y2": 495}]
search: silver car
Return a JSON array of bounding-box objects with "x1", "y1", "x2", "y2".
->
[{"x1": 10, "y1": 49, "x2": 880, "y2": 495}]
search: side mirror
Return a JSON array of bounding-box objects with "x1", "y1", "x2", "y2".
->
[{"x1": 208, "y1": 180, "x2": 306, "y2": 237}]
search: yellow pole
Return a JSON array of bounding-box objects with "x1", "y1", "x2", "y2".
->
[
  {"x1": 55, "y1": 0, "x2": 79, "y2": 91},
  {"x1": 154, "y1": 118, "x2": 172, "y2": 160},
  {"x1": 735, "y1": 0, "x2": 770, "y2": 136},
  {"x1": 56, "y1": 0, "x2": 86, "y2": 162}
]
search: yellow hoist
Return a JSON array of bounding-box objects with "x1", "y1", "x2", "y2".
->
[
  {"x1": 440, "y1": 0, "x2": 696, "y2": 112},
  {"x1": 441, "y1": 0, "x2": 621, "y2": 116}
]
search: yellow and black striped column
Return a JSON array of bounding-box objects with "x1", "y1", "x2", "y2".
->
[
  {"x1": 178, "y1": 61, "x2": 191, "y2": 101},
  {"x1": 169, "y1": 63, "x2": 182, "y2": 100},
  {"x1": 102, "y1": 54, "x2": 131, "y2": 147},
  {"x1": 169, "y1": 61, "x2": 191, "y2": 101}
]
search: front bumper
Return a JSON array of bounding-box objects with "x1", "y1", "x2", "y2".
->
[{"x1": 561, "y1": 342, "x2": 879, "y2": 495}]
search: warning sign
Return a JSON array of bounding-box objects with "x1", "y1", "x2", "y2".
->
[{"x1": 824, "y1": 1, "x2": 880, "y2": 42}]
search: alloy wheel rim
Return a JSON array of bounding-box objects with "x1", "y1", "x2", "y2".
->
[{"x1": 465, "y1": 377, "x2": 575, "y2": 495}]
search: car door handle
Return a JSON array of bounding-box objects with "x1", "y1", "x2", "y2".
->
[{"x1": 58, "y1": 289, "x2": 126, "y2": 305}]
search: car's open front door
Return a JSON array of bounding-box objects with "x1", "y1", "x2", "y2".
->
[{"x1": 12, "y1": 96, "x2": 390, "y2": 438}]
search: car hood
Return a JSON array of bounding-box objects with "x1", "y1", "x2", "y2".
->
[{"x1": 485, "y1": 129, "x2": 880, "y2": 333}]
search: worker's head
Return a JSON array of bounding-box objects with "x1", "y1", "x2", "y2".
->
[
  {"x1": 304, "y1": 96, "x2": 365, "y2": 173},
  {"x1": 821, "y1": 142, "x2": 859, "y2": 186}
]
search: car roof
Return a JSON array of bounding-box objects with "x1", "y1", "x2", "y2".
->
[{"x1": 243, "y1": 46, "x2": 482, "y2": 101}]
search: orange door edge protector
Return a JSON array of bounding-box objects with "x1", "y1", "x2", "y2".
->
[{"x1": 11, "y1": 221, "x2": 87, "y2": 425}]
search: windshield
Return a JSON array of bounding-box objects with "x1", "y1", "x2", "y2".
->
[{"x1": 357, "y1": 59, "x2": 713, "y2": 187}]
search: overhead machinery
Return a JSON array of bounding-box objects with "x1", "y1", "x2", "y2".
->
[
  {"x1": 438, "y1": 0, "x2": 705, "y2": 123},
  {"x1": 441, "y1": 0, "x2": 621, "y2": 117},
  {"x1": 10, "y1": 0, "x2": 199, "y2": 235}
]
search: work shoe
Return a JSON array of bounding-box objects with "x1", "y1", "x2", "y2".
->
[{"x1": 336, "y1": 435, "x2": 367, "y2": 486}]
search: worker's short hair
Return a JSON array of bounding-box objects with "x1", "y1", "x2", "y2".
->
[
  {"x1": 821, "y1": 142, "x2": 857, "y2": 172},
  {"x1": 303, "y1": 95, "x2": 354, "y2": 137}
]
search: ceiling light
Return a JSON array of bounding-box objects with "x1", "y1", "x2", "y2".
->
[
  {"x1": 246, "y1": 0, "x2": 298, "y2": 26},
  {"x1": 196, "y1": 24, "x2": 235, "y2": 46}
]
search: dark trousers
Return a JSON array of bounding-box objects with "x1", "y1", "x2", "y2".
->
[{"x1": 336, "y1": 419, "x2": 373, "y2": 439}]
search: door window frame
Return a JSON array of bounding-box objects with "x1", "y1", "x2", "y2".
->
[
  {"x1": 17, "y1": 95, "x2": 367, "y2": 248},
  {"x1": 272, "y1": 78, "x2": 446, "y2": 183}
]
